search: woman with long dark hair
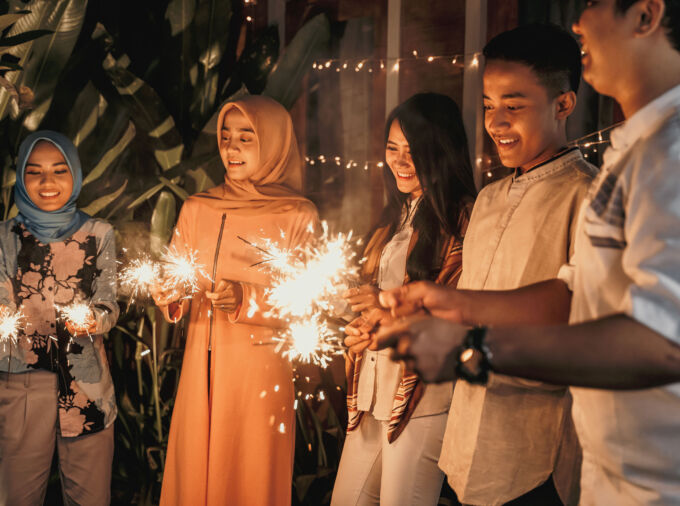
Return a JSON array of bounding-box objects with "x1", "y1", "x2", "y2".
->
[{"x1": 331, "y1": 93, "x2": 476, "y2": 505}]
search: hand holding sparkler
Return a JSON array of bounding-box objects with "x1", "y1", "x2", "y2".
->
[
  {"x1": 205, "y1": 279, "x2": 243, "y2": 313},
  {"x1": 343, "y1": 284, "x2": 381, "y2": 314},
  {"x1": 344, "y1": 307, "x2": 394, "y2": 354},
  {"x1": 0, "y1": 306, "x2": 24, "y2": 345},
  {"x1": 59, "y1": 302, "x2": 97, "y2": 338}
]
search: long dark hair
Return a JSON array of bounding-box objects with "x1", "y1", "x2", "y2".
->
[{"x1": 378, "y1": 93, "x2": 476, "y2": 281}]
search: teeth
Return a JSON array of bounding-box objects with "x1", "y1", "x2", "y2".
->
[
  {"x1": 498, "y1": 138, "x2": 518, "y2": 145},
  {"x1": 40, "y1": 191, "x2": 58, "y2": 197},
  {"x1": 397, "y1": 172, "x2": 414, "y2": 178},
  {"x1": 229, "y1": 161, "x2": 244, "y2": 165}
]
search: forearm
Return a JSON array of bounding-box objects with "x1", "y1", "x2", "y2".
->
[
  {"x1": 488, "y1": 314, "x2": 680, "y2": 389},
  {"x1": 458, "y1": 279, "x2": 571, "y2": 326}
]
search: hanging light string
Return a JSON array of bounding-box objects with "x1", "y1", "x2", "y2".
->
[
  {"x1": 305, "y1": 122, "x2": 624, "y2": 173},
  {"x1": 312, "y1": 50, "x2": 481, "y2": 73}
]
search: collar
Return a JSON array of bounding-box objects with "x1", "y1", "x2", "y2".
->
[
  {"x1": 511, "y1": 147, "x2": 584, "y2": 184},
  {"x1": 605, "y1": 83, "x2": 680, "y2": 167}
]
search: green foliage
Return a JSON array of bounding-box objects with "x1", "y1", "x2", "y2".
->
[{"x1": 0, "y1": 1, "x2": 338, "y2": 504}]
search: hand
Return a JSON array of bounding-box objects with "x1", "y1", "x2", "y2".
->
[
  {"x1": 344, "y1": 307, "x2": 394, "y2": 354},
  {"x1": 343, "y1": 284, "x2": 381, "y2": 313},
  {"x1": 372, "y1": 315, "x2": 467, "y2": 383},
  {"x1": 151, "y1": 283, "x2": 184, "y2": 307},
  {"x1": 206, "y1": 279, "x2": 243, "y2": 313},
  {"x1": 379, "y1": 281, "x2": 465, "y2": 322},
  {"x1": 65, "y1": 313, "x2": 97, "y2": 338}
]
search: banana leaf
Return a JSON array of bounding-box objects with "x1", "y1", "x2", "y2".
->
[
  {"x1": 104, "y1": 58, "x2": 184, "y2": 172},
  {"x1": 149, "y1": 190, "x2": 176, "y2": 256},
  {"x1": 80, "y1": 179, "x2": 127, "y2": 216},
  {"x1": 221, "y1": 24, "x2": 278, "y2": 98},
  {"x1": 263, "y1": 13, "x2": 331, "y2": 109},
  {"x1": 2, "y1": 0, "x2": 88, "y2": 128},
  {"x1": 82, "y1": 120, "x2": 135, "y2": 185},
  {"x1": 164, "y1": 0, "x2": 196, "y2": 36}
]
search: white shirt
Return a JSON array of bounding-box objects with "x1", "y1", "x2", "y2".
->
[
  {"x1": 358, "y1": 199, "x2": 418, "y2": 420},
  {"x1": 559, "y1": 84, "x2": 680, "y2": 505},
  {"x1": 440, "y1": 149, "x2": 597, "y2": 505}
]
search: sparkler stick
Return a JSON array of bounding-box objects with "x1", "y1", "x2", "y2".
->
[{"x1": 0, "y1": 307, "x2": 24, "y2": 345}]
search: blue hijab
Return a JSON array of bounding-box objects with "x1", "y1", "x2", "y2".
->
[{"x1": 14, "y1": 130, "x2": 90, "y2": 243}]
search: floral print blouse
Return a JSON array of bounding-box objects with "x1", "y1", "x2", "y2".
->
[{"x1": 0, "y1": 218, "x2": 119, "y2": 437}]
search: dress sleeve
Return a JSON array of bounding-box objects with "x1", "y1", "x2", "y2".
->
[{"x1": 91, "y1": 224, "x2": 120, "y2": 334}]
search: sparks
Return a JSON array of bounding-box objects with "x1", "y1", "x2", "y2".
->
[
  {"x1": 160, "y1": 245, "x2": 211, "y2": 297},
  {"x1": 0, "y1": 307, "x2": 24, "y2": 345},
  {"x1": 246, "y1": 221, "x2": 361, "y2": 368},
  {"x1": 119, "y1": 257, "x2": 161, "y2": 303},
  {"x1": 58, "y1": 302, "x2": 93, "y2": 334}
]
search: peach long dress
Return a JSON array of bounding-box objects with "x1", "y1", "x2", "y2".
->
[{"x1": 159, "y1": 96, "x2": 319, "y2": 506}]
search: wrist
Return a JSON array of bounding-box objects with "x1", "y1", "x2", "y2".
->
[{"x1": 455, "y1": 326, "x2": 493, "y2": 384}]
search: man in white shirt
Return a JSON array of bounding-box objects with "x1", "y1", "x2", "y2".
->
[{"x1": 372, "y1": 0, "x2": 680, "y2": 504}]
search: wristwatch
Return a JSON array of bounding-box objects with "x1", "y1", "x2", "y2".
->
[{"x1": 455, "y1": 326, "x2": 493, "y2": 384}]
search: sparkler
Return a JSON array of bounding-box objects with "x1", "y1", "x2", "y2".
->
[
  {"x1": 58, "y1": 302, "x2": 94, "y2": 334},
  {"x1": 160, "y1": 245, "x2": 211, "y2": 297},
  {"x1": 0, "y1": 307, "x2": 24, "y2": 345},
  {"x1": 246, "y1": 221, "x2": 362, "y2": 367},
  {"x1": 119, "y1": 257, "x2": 161, "y2": 303}
]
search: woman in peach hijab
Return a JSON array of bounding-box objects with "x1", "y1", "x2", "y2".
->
[{"x1": 154, "y1": 95, "x2": 319, "y2": 506}]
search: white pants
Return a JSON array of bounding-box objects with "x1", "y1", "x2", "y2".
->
[
  {"x1": 0, "y1": 371, "x2": 114, "y2": 506},
  {"x1": 331, "y1": 412, "x2": 447, "y2": 506}
]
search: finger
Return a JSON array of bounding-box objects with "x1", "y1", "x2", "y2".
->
[
  {"x1": 349, "y1": 340, "x2": 372, "y2": 354},
  {"x1": 391, "y1": 301, "x2": 424, "y2": 318},
  {"x1": 344, "y1": 334, "x2": 370, "y2": 348},
  {"x1": 378, "y1": 287, "x2": 403, "y2": 309},
  {"x1": 342, "y1": 287, "x2": 360, "y2": 299},
  {"x1": 350, "y1": 302, "x2": 375, "y2": 313}
]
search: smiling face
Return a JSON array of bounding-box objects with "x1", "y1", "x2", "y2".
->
[
  {"x1": 219, "y1": 108, "x2": 260, "y2": 181},
  {"x1": 385, "y1": 119, "x2": 422, "y2": 197},
  {"x1": 572, "y1": 0, "x2": 634, "y2": 99},
  {"x1": 483, "y1": 60, "x2": 568, "y2": 172},
  {"x1": 23, "y1": 140, "x2": 74, "y2": 211}
]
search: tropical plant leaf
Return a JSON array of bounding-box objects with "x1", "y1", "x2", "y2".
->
[
  {"x1": 81, "y1": 179, "x2": 128, "y2": 215},
  {"x1": 2, "y1": 0, "x2": 88, "y2": 127},
  {"x1": 263, "y1": 13, "x2": 330, "y2": 109},
  {"x1": 164, "y1": 0, "x2": 196, "y2": 36},
  {"x1": 0, "y1": 28, "x2": 51, "y2": 47},
  {"x1": 104, "y1": 55, "x2": 184, "y2": 171},
  {"x1": 126, "y1": 182, "x2": 164, "y2": 211},
  {"x1": 82, "y1": 120, "x2": 135, "y2": 185},
  {"x1": 150, "y1": 190, "x2": 176, "y2": 256},
  {"x1": 0, "y1": 12, "x2": 29, "y2": 32},
  {"x1": 222, "y1": 24, "x2": 278, "y2": 98},
  {"x1": 158, "y1": 175, "x2": 189, "y2": 201}
]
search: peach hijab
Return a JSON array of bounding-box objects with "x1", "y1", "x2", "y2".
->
[{"x1": 193, "y1": 95, "x2": 310, "y2": 214}]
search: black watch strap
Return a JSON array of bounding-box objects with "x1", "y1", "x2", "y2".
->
[{"x1": 455, "y1": 326, "x2": 492, "y2": 385}]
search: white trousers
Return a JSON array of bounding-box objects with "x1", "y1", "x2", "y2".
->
[
  {"x1": 0, "y1": 371, "x2": 114, "y2": 506},
  {"x1": 331, "y1": 412, "x2": 447, "y2": 506}
]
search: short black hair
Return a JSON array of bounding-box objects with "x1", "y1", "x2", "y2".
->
[
  {"x1": 615, "y1": 0, "x2": 680, "y2": 51},
  {"x1": 483, "y1": 23, "x2": 582, "y2": 96}
]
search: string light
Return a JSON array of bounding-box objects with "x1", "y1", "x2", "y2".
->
[
  {"x1": 305, "y1": 123, "x2": 622, "y2": 181},
  {"x1": 313, "y1": 51, "x2": 479, "y2": 73}
]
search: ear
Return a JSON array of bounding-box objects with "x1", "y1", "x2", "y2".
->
[
  {"x1": 632, "y1": 0, "x2": 665, "y2": 38},
  {"x1": 555, "y1": 91, "x2": 577, "y2": 120}
]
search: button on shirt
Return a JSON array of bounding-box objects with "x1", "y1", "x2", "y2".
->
[
  {"x1": 439, "y1": 149, "x2": 597, "y2": 505},
  {"x1": 358, "y1": 198, "x2": 418, "y2": 420},
  {"x1": 558, "y1": 84, "x2": 680, "y2": 506}
]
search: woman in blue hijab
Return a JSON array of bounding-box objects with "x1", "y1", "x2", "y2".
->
[{"x1": 0, "y1": 131, "x2": 119, "y2": 505}]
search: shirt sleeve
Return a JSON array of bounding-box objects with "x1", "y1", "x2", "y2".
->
[
  {"x1": 91, "y1": 224, "x2": 120, "y2": 334},
  {"x1": 624, "y1": 140, "x2": 680, "y2": 342}
]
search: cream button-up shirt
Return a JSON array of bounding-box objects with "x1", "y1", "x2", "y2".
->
[
  {"x1": 559, "y1": 84, "x2": 680, "y2": 506},
  {"x1": 357, "y1": 198, "x2": 452, "y2": 421},
  {"x1": 439, "y1": 149, "x2": 597, "y2": 505}
]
